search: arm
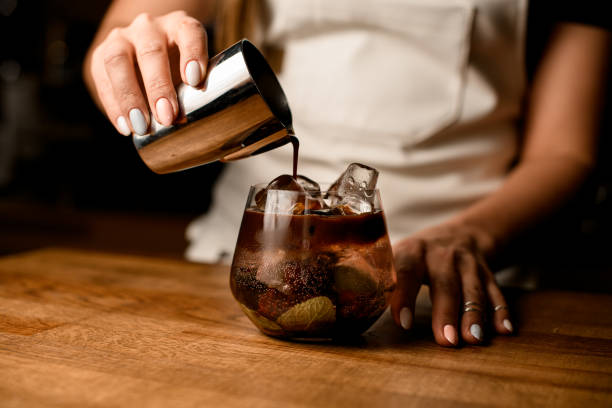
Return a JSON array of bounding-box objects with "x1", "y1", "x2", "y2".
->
[
  {"x1": 392, "y1": 23, "x2": 611, "y2": 346},
  {"x1": 83, "y1": 0, "x2": 217, "y2": 134},
  {"x1": 454, "y1": 23, "x2": 611, "y2": 256}
]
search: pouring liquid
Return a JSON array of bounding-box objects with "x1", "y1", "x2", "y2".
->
[{"x1": 288, "y1": 134, "x2": 299, "y2": 179}]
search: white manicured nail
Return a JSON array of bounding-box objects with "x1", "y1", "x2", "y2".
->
[
  {"x1": 470, "y1": 324, "x2": 483, "y2": 341},
  {"x1": 185, "y1": 60, "x2": 201, "y2": 87},
  {"x1": 400, "y1": 307, "x2": 412, "y2": 330},
  {"x1": 116, "y1": 116, "x2": 130, "y2": 136},
  {"x1": 503, "y1": 319, "x2": 513, "y2": 333},
  {"x1": 443, "y1": 324, "x2": 458, "y2": 345},
  {"x1": 129, "y1": 108, "x2": 147, "y2": 136}
]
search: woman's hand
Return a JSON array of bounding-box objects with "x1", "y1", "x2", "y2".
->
[
  {"x1": 391, "y1": 223, "x2": 513, "y2": 346},
  {"x1": 88, "y1": 10, "x2": 208, "y2": 136}
]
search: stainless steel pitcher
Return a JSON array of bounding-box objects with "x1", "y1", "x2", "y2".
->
[{"x1": 133, "y1": 39, "x2": 293, "y2": 174}]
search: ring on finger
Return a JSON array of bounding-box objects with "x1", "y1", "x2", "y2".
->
[
  {"x1": 494, "y1": 305, "x2": 508, "y2": 312},
  {"x1": 464, "y1": 300, "x2": 483, "y2": 313}
]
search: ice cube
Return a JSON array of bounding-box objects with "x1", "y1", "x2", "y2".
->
[
  {"x1": 295, "y1": 175, "x2": 328, "y2": 213},
  {"x1": 327, "y1": 163, "x2": 378, "y2": 214},
  {"x1": 329, "y1": 163, "x2": 379, "y2": 197},
  {"x1": 265, "y1": 190, "x2": 307, "y2": 214},
  {"x1": 255, "y1": 175, "x2": 306, "y2": 214},
  {"x1": 295, "y1": 175, "x2": 321, "y2": 196},
  {"x1": 330, "y1": 196, "x2": 372, "y2": 215}
]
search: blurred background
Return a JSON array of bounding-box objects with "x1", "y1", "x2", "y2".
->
[
  {"x1": 0, "y1": 0, "x2": 223, "y2": 259},
  {"x1": 0, "y1": 0, "x2": 610, "y2": 290}
]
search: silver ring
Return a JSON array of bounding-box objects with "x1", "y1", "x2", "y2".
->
[
  {"x1": 463, "y1": 306, "x2": 482, "y2": 313},
  {"x1": 494, "y1": 305, "x2": 508, "y2": 312},
  {"x1": 464, "y1": 301, "x2": 482, "y2": 307}
]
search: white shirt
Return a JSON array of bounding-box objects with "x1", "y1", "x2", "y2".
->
[{"x1": 186, "y1": 0, "x2": 528, "y2": 264}]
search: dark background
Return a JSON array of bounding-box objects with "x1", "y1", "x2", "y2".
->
[
  {"x1": 0, "y1": 0, "x2": 610, "y2": 291},
  {"x1": 0, "y1": 0, "x2": 223, "y2": 258}
]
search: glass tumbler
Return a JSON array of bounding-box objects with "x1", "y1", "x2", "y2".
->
[{"x1": 230, "y1": 185, "x2": 396, "y2": 341}]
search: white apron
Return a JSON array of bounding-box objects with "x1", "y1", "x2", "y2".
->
[{"x1": 186, "y1": 0, "x2": 529, "y2": 264}]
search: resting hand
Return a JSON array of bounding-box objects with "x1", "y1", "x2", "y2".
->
[
  {"x1": 89, "y1": 11, "x2": 208, "y2": 135},
  {"x1": 391, "y1": 223, "x2": 513, "y2": 346}
]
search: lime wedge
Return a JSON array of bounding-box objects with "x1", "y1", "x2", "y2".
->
[
  {"x1": 277, "y1": 296, "x2": 336, "y2": 331},
  {"x1": 239, "y1": 303, "x2": 283, "y2": 334}
]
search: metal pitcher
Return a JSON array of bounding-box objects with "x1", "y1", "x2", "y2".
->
[{"x1": 133, "y1": 39, "x2": 293, "y2": 174}]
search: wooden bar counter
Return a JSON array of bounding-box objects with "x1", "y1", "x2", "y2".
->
[{"x1": 1, "y1": 248, "x2": 611, "y2": 407}]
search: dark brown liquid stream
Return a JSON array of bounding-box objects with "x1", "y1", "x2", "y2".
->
[{"x1": 288, "y1": 134, "x2": 299, "y2": 179}]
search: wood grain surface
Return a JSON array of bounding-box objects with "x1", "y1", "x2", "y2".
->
[{"x1": 0, "y1": 248, "x2": 611, "y2": 407}]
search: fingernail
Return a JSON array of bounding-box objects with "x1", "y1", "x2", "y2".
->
[
  {"x1": 155, "y1": 97, "x2": 173, "y2": 126},
  {"x1": 400, "y1": 307, "x2": 412, "y2": 330},
  {"x1": 185, "y1": 60, "x2": 201, "y2": 87},
  {"x1": 444, "y1": 324, "x2": 458, "y2": 345},
  {"x1": 470, "y1": 323, "x2": 483, "y2": 341},
  {"x1": 503, "y1": 319, "x2": 513, "y2": 333},
  {"x1": 129, "y1": 108, "x2": 147, "y2": 136},
  {"x1": 116, "y1": 116, "x2": 131, "y2": 136}
]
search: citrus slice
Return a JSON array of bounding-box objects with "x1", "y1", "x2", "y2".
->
[
  {"x1": 276, "y1": 296, "x2": 336, "y2": 331},
  {"x1": 239, "y1": 303, "x2": 283, "y2": 334}
]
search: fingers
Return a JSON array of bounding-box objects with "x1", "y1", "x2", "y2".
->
[
  {"x1": 91, "y1": 11, "x2": 210, "y2": 135},
  {"x1": 162, "y1": 11, "x2": 208, "y2": 87},
  {"x1": 391, "y1": 239, "x2": 426, "y2": 331},
  {"x1": 127, "y1": 13, "x2": 178, "y2": 127},
  {"x1": 456, "y1": 252, "x2": 486, "y2": 344},
  {"x1": 102, "y1": 28, "x2": 150, "y2": 135},
  {"x1": 396, "y1": 226, "x2": 512, "y2": 348},
  {"x1": 479, "y1": 258, "x2": 514, "y2": 335},
  {"x1": 90, "y1": 48, "x2": 131, "y2": 136},
  {"x1": 426, "y1": 247, "x2": 461, "y2": 347}
]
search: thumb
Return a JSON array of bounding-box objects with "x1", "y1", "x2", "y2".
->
[{"x1": 391, "y1": 239, "x2": 426, "y2": 330}]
